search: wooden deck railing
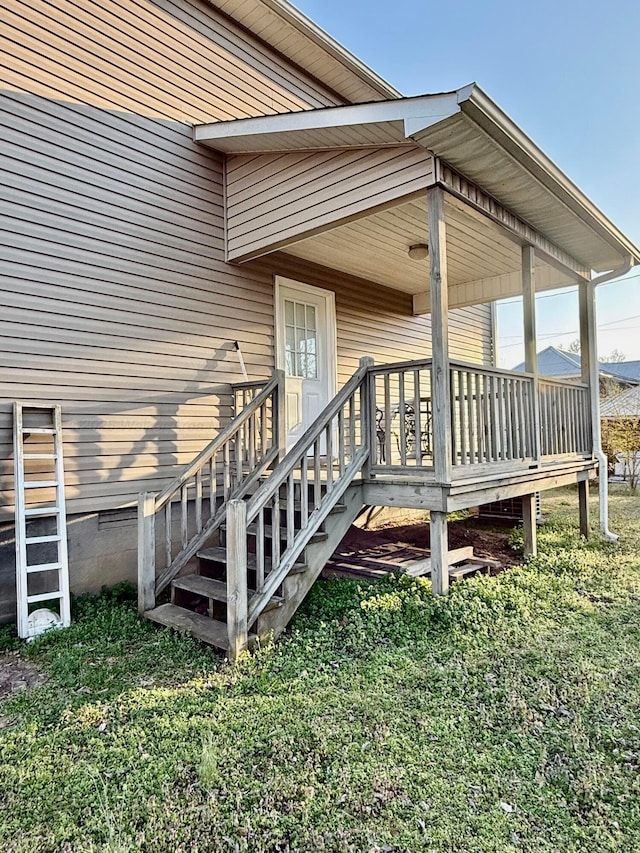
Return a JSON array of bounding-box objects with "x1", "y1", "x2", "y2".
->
[
  {"x1": 538, "y1": 377, "x2": 591, "y2": 458},
  {"x1": 368, "y1": 359, "x2": 592, "y2": 479},
  {"x1": 225, "y1": 358, "x2": 372, "y2": 657},
  {"x1": 368, "y1": 358, "x2": 434, "y2": 473},
  {"x1": 449, "y1": 361, "x2": 537, "y2": 467},
  {"x1": 138, "y1": 370, "x2": 285, "y2": 612}
]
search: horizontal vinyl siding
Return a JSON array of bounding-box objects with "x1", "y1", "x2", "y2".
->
[
  {"x1": 226, "y1": 148, "x2": 435, "y2": 260},
  {"x1": 0, "y1": 0, "x2": 344, "y2": 519},
  {"x1": 257, "y1": 254, "x2": 494, "y2": 385},
  {"x1": 0, "y1": 110, "x2": 276, "y2": 517},
  {"x1": 2, "y1": 0, "x2": 341, "y2": 121}
]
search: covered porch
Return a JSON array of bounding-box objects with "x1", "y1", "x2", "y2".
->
[{"x1": 193, "y1": 84, "x2": 638, "y2": 595}]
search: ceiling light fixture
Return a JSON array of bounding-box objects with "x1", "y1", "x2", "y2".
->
[{"x1": 408, "y1": 243, "x2": 429, "y2": 261}]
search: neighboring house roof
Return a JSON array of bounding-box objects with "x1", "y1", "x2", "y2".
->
[
  {"x1": 601, "y1": 360, "x2": 640, "y2": 383},
  {"x1": 513, "y1": 346, "x2": 640, "y2": 384},
  {"x1": 513, "y1": 346, "x2": 582, "y2": 376},
  {"x1": 601, "y1": 385, "x2": 640, "y2": 417},
  {"x1": 213, "y1": 0, "x2": 400, "y2": 103},
  {"x1": 195, "y1": 85, "x2": 640, "y2": 272}
]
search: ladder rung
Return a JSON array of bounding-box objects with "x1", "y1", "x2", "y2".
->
[
  {"x1": 27, "y1": 562, "x2": 62, "y2": 573},
  {"x1": 23, "y1": 453, "x2": 58, "y2": 460},
  {"x1": 24, "y1": 507, "x2": 61, "y2": 517},
  {"x1": 26, "y1": 591, "x2": 63, "y2": 604},
  {"x1": 24, "y1": 480, "x2": 59, "y2": 489},
  {"x1": 18, "y1": 403, "x2": 58, "y2": 409},
  {"x1": 22, "y1": 427, "x2": 56, "y2": 434},
  {"x1": 25, "y1": 534, "x2": 61, "y2": 545}
]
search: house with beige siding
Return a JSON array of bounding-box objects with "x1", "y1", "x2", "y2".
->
[{"x1": 1, "y1": 0, "x2": 638, "y2": 654}]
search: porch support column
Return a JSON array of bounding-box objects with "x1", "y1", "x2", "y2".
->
[
  {"x1": 579, "y1": 281, "x2": 617, "y2": 540},
  {"x1": 430, "y1": 511, "x2": 449, "y2": 596},
  {"x1": 578, "y1": 284, "x2": 595, "y2": 539},
  {"x1": 522, "y1": 245, "x2": 537, "y2": 375},
  {"x1": 521, "y1": 244, "x2": 538, "y2": 555},
  {"x1": 578, "y1": 479, "x2": 590, "y2": 538},
  {"x1": 428, "y1": 186, "x2": 452, "y2": 484},
  {"x1": 522, "y1": 494, "x2": 537, "y2": 558},
  {"x1": 427, "y1": 186, "x2": 451, "y2": 596}
]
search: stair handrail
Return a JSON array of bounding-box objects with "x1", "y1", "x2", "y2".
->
[
  {"x1": 138, "y1": 370, "x2": 285, "y2": 613},
  {"x1": 225, "y1": 358, "x2": 373, "y2": 650}
]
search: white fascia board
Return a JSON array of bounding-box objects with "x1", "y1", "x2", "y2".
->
[{"x1": 193, "y1": 92, "x2": 461, "y2": 145}]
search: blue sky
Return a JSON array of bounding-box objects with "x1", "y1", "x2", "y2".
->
[{"x1": 293, "y1": 0, "x2": 640, "y2": 365}]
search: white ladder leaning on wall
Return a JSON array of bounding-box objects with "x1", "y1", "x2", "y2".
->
[{"x1": 13, "y1": 403, "x2": 71, "y2": 639}]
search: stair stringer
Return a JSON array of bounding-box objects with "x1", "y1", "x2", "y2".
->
[{"x1": 256, "y1": 482, "x2": 364, "y2": 641}]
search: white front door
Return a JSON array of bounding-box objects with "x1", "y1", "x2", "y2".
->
[{"x1": 275, "y1": 278, "x2": 337, "y2": 449}]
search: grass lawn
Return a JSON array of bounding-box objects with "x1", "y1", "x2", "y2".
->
[{"x1": 1, "y1": 486, "x2": 640, "y2": 852}]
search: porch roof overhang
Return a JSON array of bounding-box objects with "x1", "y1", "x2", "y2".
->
[{"x1": 195, "y1": 84, "x2": 640, "y2": 275}]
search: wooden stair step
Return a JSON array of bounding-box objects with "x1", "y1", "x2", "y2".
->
[
  {"x1": 172, "y1": 574, "x2": 284, "y2": 611},
  {"x1": 197, "y1": 546, "x2": 309, "y2": 575},
  {"x1": 144, "y1": 603, "x2": 238, "y2": 651},
  {"x1": 244, "y1": 522, "x2": 328, "y2": 544},
  {"x1": 266, "y1": 501, "x2": 347, "y2": 513}
]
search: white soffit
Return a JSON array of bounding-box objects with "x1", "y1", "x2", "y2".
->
[
  {"x1": 194, "y1": 84, "x2": 640, "y2": 273},
  {"x1": 211, "y1": 0, "x2": 400, "y2": 103}
]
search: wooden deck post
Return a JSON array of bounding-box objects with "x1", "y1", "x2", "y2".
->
[
  {"x1": 522, "y1": 245, "x2": 541, "y2": 461},
  {"x1": 522, "y1": 493, "x2": 537, "y2": 557},
  {"x1": 579, "y1": 280, "x2": 598, "y2": 454},
  {"x1": 359, "y1": 356, "x2": 375, "y2": 479},
  {"x1": 428, "y1": 186, "x2": 452, "y2": 484},
  {"x1": 578, "y1": 479, "x2": 590, "y2": 538},
  {"x1": 226, "y1": 498, "x2": 248, "y2": 662},
  {"x1": 138, "y1": 491, "x2": 156, "y2": 614},
  {"x1": 430, "y1": 510, "x2": 449, "y2": 595},
  {"x1": 274, "y1": 368, "x2": 287, "y2": 461}
]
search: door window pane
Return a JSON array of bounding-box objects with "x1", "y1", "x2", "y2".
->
[{"x1": 284, "y1": 298, "x2": 318, "y2": 378}]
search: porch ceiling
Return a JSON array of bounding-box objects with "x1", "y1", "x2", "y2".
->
[
  {"x1": 281, "y1": 194, "x2": 574, "y2": 309},
  {"x1": 195, "y1": 86, "x2": 640, "y2": 273}
]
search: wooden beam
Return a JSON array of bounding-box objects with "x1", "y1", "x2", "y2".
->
[
  {"x1": 522, "y1": 245, "x2": 542, "y2": 463},
  {"x1": 226, "y1": 499, "x2": 249, "y2": 662},
  {"x1": 522, "y1": 245, "x2": 537, "y2": 374},
  {"x1": 578, "y1": 479, "x2": 590, "y2": 538},
  {"x1": 522, "y1": 493, "x2": 537, "y2": 557},
  {"x1": 439, "y1": 162, "x2": 590, "y2": 281},
  {"x1": 428, "y1": 186, "x2": 452, "y2": 484},
  {"x1": 580, "y1": 281, "x2": 599, "y2": 455},
  {"x1": 138, "y1": 492, "x2": 156, "y2": 614},
  {"x1": 429, "y1": 510, "x2": 449, "y2": 595}
]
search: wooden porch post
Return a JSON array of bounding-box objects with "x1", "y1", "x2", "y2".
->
[
  {"x1": 578, "y1": 479, "x2": 590, "y2": 538},
  {"x1": 521, "y1": 244, "x2": 538, "y2": 555},
  {"x1": 275, "y1": 368, "x2": 287, "y2": 461},
  {"x1": 226, "y1": 499, "x2": 248, "y2": 661},
  {"x1": 430, "y1": 511, "x2": 449, "y2": 596},
  {"x1": 522, "y1": 245, "x2": 537, "y2": 374},
  {"x1": 428, "y1": 186, "x2": 452, "y2": 483},
  {"x1": 427, "y1": 186, "x2": 451, "y2": 594},
  {"x1": 579, "y1": 281, "x2": 597, "y2": 538},
  {"x1": 138, "y1": 491, "x2": 157, "y2": 614}
]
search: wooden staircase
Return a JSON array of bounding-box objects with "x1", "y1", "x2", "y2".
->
[
  {"x1": 144, "y1": 482, "x2": 362, "y2": 652},
  {"x1": 138, "y1": 359, "x2": 371, "y2": 659}
]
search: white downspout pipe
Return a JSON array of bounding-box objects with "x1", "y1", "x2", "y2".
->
[{"x1": 586, "y1": 256, "x2": 634, "y2": 541}]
